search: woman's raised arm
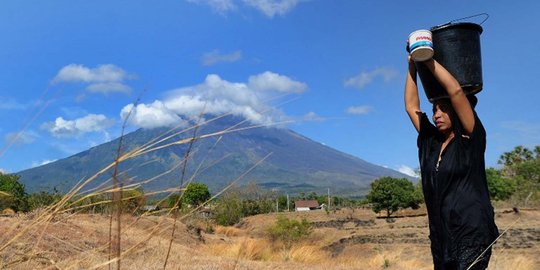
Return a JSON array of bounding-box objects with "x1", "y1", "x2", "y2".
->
[
  {"x1": 423, "y1": 59, "x2": 475, "y2": 134},
  {"x1": 405, "y1": 58, "x2": 422, "y2": 132}
]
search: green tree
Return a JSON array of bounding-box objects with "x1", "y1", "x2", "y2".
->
[
  {"x1": 166, "y1": 193, "x2": 181, "y2": 209},
  {"x1": 277, "y1": 195, "x2": 288, "y2": 211},
  {"x1": 267, "y1": 215, "x2": 312, "y2": 248},
  {"x1": 0, "y1": 173, "x2": 28, "y2": 212},
  {"x1": 183, "y1": 182, "x2": 211, "y2": 207},
  {"x1": 413, "y1": 181, "x2": 424, "y2": 203},
  {"x1": 242, "y1": 199, "x2": 273, "y2": 216},
  {"x1": 122, "y1": 188, "x2": 146, "y2": 213},
  {"x1": 366, "y1": 177, "x2": 421, "y2": 218},
  {"x1": 513, "y1": 159, "x2": 540, "y2": 206},
  {"x1": 28, "y1": 190, "x2": 62, "y2": 211},
  {"x1": 213, "y1": 191, "x2": 243, "y2": 226},
  {"x1": 306, "y1": 192, "x2": 318, "y2": 200},
  {"x1": 499, "y1": 145, "x2": 535, "y2": 168},
  {"x1": 498, "y1": 145, "x2": 540, "y2": 206},
  {"x1": 486, "y1": 168, "x2": 515, "y2": 201}
]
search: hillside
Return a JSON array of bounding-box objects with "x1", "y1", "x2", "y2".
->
[{"x1": 17, "y1": 115, "x2": 412, "y2": 196}]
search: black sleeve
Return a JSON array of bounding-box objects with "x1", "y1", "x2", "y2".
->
[{"x1": 455, "y1": 112, "x2": 486, "y2": 155}]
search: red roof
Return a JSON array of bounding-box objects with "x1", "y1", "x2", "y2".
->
[{"x1": 295, "y1": 200, "x2": 319, "y2": 208}]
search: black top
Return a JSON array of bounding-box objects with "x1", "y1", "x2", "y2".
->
[{"x1": 418, "y1": 112, "x2": 499, "y2": 263}]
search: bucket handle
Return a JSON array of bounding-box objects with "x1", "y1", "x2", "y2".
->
[
  {"x1": 433, "y1": 13, "x2": 489, "y2": 29},
  {"x1": 449, "y1": 13, "x2": 490, "y2": 25}
]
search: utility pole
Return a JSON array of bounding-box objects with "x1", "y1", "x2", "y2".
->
[
  {"x1": 287, "y1": 194, "x2": 290, "y2": 212},
  {"x1": 327, "y1": 188, "x2": 330, "y2": 211}
]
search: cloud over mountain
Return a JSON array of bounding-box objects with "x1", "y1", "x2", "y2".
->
[{"x1": 121, "y1": 72, "x2": 307, "y2": 129}]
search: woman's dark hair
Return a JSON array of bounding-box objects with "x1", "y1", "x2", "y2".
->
[
  {"x1": 432, "y1": 95, "x2": 478, "y2": 135},
  {"x1": 432, "y1": 95, "x2": 478, "y2": 113}
]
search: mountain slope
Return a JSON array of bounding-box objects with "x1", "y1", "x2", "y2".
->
[{"x1": 18, "y1": 116, "x2": 412, "y2": 196}]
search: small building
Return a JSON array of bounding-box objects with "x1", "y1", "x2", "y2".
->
[
  {"x1": 294, "y1": 200, "x2": 320, "y2": 211},
  {"x1": 141, "y1": 205, "x2": 160, "y2": 212}
]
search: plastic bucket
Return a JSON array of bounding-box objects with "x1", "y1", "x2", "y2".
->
[
  {"x1": 408, "y1": 30, "x2": 434, "y2": 62},
  {"x1": 416, "y1": 22, "x2": 484, "y2": 102}
]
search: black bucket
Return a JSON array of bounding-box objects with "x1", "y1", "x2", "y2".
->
[{"x1": 416, "y1": 22, "x2": 484, "y2": 102}]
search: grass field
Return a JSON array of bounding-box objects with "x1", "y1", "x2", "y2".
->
[{"x1": 0, "y1": 206, "x2": 538, "y2": 269}]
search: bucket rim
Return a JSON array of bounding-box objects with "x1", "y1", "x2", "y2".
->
[{"x1": 430, "y1": 22, "x2": 483, "y2": 34}]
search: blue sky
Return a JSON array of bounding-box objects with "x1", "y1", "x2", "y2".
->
[{"x1": 1, "y1": 1, "x2": 539, "y2": 177}]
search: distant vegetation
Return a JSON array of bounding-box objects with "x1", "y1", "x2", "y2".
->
[
  {"x1": 0, "y1": 173, "x2": 28, "y2": 212},
  {"x1": 489, "y1": 145, "x2": 540, "y2": 208},
  {"x1": 1, "y1": 145, "x2": 538, "y2": 218}
]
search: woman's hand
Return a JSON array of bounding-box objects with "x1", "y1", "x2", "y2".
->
[{"x1": 406, "y1": 40, "x2": 414, "y2": 64}]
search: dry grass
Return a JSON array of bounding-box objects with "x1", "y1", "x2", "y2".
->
[
  {"x1": 489, "y1": 253, "x2": 537, "y2": 270},
  {"x1": 0, "y1": 206, "x2": 538, "y2": 269},
  {"x1": 213, "y1": 225, "x2": 243, "y2": 237}
]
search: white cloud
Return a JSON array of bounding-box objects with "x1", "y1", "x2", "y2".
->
[
  {"x1": 53, "y1": 64, "x2": 128, "y2": 83},
  {"x1": 86, "y1": 82, "x2": 132, "y2": 94},
  {"x1": 41, "y1": 114, "x2": 115, "y2": 138},
  {"x1": 242, "y1": 0, "x2": 305, "y2": 17},
  {"x1": 346, "y1": 106, "x2": 372, "y2": 115},
  {"x1": 52, "y1": 64, "x2": 133, "y2": 95},
  {"x1": 0, "y1": 168, "x2": 7, "y2": 174},
  {"x1": 123, "y1": 71, "x2": 306, "y2": 129},
  {"x1": 248, "y1": 71, "x2": 307, "y2": 93},
  {"x1": 303, "y1": 111, "x2": 325, "y2": 122},
  {"x1": 397, "y1": 165, "x2": 419, "y2": 178},
  {"x1": 0, "y1": 97, "x2": 27, "y2": 110},
  {"x1": 187, "y1": 0, "x2": 306, "y2": 17},
  {"x1": 32, "y1": 159, "x2": 57, "y2": 168},
  {"x1": 187, "y1": 0, "x2": 237, "y2": 15},
  {"x1": 202, "y1": 50, "x2": 242, "y2": 66},
  {"x1": 344, "y1": 67, "x2": 398, "y2": 89},
  {"x1": 5, "y1": 131, "x2": 38, "y2": 145},
  {"x1": 121, "y1": 102, "x2": 187, "y2": 129}
]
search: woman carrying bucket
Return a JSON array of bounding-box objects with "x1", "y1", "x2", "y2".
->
[{"x1": 404, "y1": 32, "x2": 499, "y2": 269}]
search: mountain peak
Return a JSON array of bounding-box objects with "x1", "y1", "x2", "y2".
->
[{"x1": 18, "y1": 116, "x2": 411, "y2": 196}]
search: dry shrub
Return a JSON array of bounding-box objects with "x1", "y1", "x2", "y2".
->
[
  {"x1": 214, "y1": 225, "x2": 243, "y2": 237},
  {"x1": 1, "y1": 208, "x2": 16, "y2": 216},
  {"x1": 202, "y1": 237, "x2": 272, "y2": 261},
  {"x1": 288, "y1": 245, "x2": 328, "y2": 263}
]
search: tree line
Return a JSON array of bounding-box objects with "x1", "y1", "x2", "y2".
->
[{"x1": 1, "y1": 145, "x2": 538, "y2": 222}]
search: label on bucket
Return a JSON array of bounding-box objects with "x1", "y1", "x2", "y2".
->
[{"x1": 408, "y1": 30, "x2": 433, "y2": 61}]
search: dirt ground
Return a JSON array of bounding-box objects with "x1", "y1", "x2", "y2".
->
[{"x1": 0, "y1": 206, "x2": 538, "y2": 269}]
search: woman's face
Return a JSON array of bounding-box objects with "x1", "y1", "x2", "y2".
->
[{"x1": 432, "y1": 102, "x2": 453, "y2": 133}]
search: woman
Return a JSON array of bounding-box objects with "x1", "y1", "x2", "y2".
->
[{"x1": 404, "y1": 55, "x2": 499, "y2": 270}]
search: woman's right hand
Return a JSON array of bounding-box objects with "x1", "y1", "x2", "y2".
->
[{"x1": 406, "y1": 40, "x2": 414, "y2": 64}]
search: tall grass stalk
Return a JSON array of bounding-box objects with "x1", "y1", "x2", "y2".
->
[{"x1": 163, "y1": 112, "x2": 201, "y2": 269}]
